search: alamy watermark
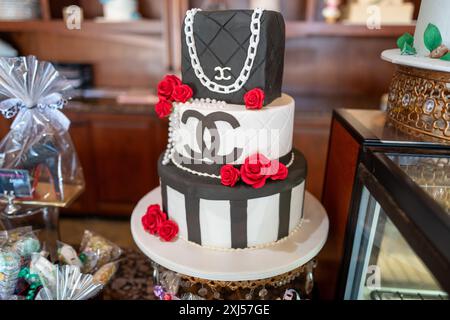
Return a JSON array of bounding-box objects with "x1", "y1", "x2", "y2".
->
[
  {"x1": 65, "y1": 5, "x2": 82, "y2": 30},
  {"x1": 366, "y1": 5, "x2": 382, "y2": 30},
  {"x1": 365, "y1": 265, "x2": 381, "y2": 290}
]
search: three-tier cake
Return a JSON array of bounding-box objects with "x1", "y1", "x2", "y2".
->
[{"x1": 150, "y1": 8, "x2": 307, "y2": 250}]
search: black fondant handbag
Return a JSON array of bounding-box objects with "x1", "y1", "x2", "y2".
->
[{"x1": 181, "y1": 9, "x2": 285, "y2": 105}]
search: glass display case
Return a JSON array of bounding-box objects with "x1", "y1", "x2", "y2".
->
[
  {"x1": 320, "y1": 109, "x2": 450, "y2": 299},
  {"x1": 343, "y1": 151, "x2": 449, "y2": 300}
]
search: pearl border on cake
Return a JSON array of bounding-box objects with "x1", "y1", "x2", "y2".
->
[{"x1": 179, "y1": 218, "x2": 306, "y2": 252}]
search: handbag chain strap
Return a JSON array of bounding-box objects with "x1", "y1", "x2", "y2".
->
[{"x1": 184, "y1": 8, "x2": 264, "y2": 94}]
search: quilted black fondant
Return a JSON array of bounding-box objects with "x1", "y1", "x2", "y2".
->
[{"x1": 181, "y1": 10, "x2": 285, "y2": 105}]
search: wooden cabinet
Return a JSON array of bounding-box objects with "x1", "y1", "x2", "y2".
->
[
  {"x1": 293, "y1": 110, "x2": 331, "y2": 200},
  {"x1": 62, "y1": 110, "x2": 167, "y2": 216},
  {"x1": 65, "y1": 114, "x2": 95, "y2": 213},
  {"x1": 88, "y1": 113, "x2": 166, "y2": 215}
]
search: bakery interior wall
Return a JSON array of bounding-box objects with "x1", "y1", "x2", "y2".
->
[{"x1": 0, "y1": 0, "x2": 420, "y2": 217}]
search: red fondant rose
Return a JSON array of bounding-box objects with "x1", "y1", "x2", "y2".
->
[
  {"x1": 155, "y1": 99, "x2": 172, "y2": 118},
  {"x1": 158, "y1": 220, "x2": 179, "y2": 242},
  {"x1": 142, "y1": 204, "x2": 167, "y2": 235},
  {"x1": 172, "y1": 84, "x2": 193, "y2": 103},
  {"x1": 157, "y1": 75, "x2": 182, "y2": 100},
  {"x1": 240, "y1": 153, "x2": 272, "y2": 189},
  {"x1": 220, "y1": 164, "x2": 240, "y2": 187},
  {"x1": 270, "y1": 161, "x2": 288, "y2": 181},
  {"x1": 244, "y1": 88, "x2": 265, "y2": 110}
]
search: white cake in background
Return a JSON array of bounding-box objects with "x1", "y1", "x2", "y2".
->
[
  {"x1": 381, "y1": 0, "x2": 450, "y2": 72},
  {"x1": 101, "y1": 0, "x2": 139, "y2": 21},
  {"x1": 413, "y1": 0, "x2": 450, "y2": 57},
  {"x1": 344, "y1": 0, "x2": 414, "y2": 25}
]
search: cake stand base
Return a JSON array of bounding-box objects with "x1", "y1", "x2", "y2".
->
[{"x1": 131, "y1": 187, "x2": 329, "y2": 282}]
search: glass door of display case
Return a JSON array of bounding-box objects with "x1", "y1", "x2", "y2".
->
[{"x1": 342, "y1": 151, "x2": 450, "y2": 300}]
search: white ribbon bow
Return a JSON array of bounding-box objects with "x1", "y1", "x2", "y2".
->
[{"x1": 0, "y1": 92, "x2": 70, "y2": 132}]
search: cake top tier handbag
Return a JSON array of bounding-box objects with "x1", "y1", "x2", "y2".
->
[{"x1": 181, "y1": 8, "x2": 285, "y2": 106}]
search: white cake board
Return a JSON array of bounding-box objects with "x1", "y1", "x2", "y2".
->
[
  {"x1": 131, "y1": 187, "x2": 329, "y2": 282},
  {"x1": 382, "y1": 49, "x2": 450, "y2": 73}
]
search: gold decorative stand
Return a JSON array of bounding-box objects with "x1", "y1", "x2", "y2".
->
[
  {"x1": 387, "y1": 65, "x2": 450, "y2": 141},
  {"x1": 152, "y1": 259, "x2": 317, "y2": 300}
]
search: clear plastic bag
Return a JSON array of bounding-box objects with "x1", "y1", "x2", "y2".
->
[
  {"x1": 0, "y1": 249, "x2": 21, "y2": 300},
  {"x1": 92, "y1": 260, "x2": 120, "y2": 286},
  {"x1": 79, "y1": 230, "x2": 122, "y2": 273},
  {"x1": 56, "y1": 240, "x2": 82, "y2": 268},
  {"x1": 0, "y1": 56, "x2": 84, "y2": 203}
]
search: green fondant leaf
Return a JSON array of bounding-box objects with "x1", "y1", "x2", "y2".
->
[
  {"x1": 440, "y1": 52, "x2": 450, "y2": 61},
  {"x1": 424, "y1": 23, "x2": 442, "y2": 52},
  {"x1": 397, "y1": 32, "x2": 414, "y2": 50},
  {"x1": 401, "y1": 43, "x2": 417, "y2": 55}
]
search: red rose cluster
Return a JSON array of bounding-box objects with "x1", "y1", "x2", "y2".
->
[
  {"x1": 141, "y1": 204, "x2": 179, "y2": 242},
  {"x1": 155, "y1": 75, "x2": 193, "y2": 118},
  {"x1": 220, "y1": 153, "x2": 288, "y2": 189}
]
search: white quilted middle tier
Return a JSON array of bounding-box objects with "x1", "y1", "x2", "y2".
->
[{"x1": 173, "y1": 94, "x2": 294, "y2": 165}]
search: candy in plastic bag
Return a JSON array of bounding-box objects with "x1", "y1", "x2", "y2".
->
[
  {"x1": 12, "y1": 232, "x2": 41, "y2": 258},
  {"x1": 30, "y1": 252, "x2": 56, "y2": 294},
  {"x1": 0, "y1": 231, "x2": 7, "y2": 248},
  {"x1": 79, "y1": 230, "x2": 122, "y2": 273},
  {"x1": 3, "y1": 227, "x2": 33, "y2": 247},
  {"x1": 0, "y1": 56, "x2": 84, "y2": 203},
  {"x1": 93, "y1": 261, "x2": 119, "y2": 286},
  {"x1": 0, "y1": 250, "x2": 21, "y2": 300},
  {"x1": 57, "y1": 241, "x2": 82, "y2": 268}
]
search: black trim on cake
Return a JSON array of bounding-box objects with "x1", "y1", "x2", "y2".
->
[
  {"x1": 278, "y1": 189, "x2": 292, "y2": 240},
  {"x1": 158, "y1": 149, "x2": 307, "y2": 248},
  {"x1": 159, "y1": 149, "x2": 305, "y2": 201},
  {"x1": 185, "y1": 195, "x2": 202, "y2": 244},
  {"x1": 161, "y1": 181, "x2": 168, "y2": 214},
  {"x1": 230, "y1": 200, "x2": 248, "y2": 248},
  {"x1": 172, "y1": 150, "x2": 294, "y2": 176}
]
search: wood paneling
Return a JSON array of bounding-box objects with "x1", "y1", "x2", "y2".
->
[
  {"x1": 6, "y1": 32, "x2": 166, "y2": 88},
  {"x1": 318, "y1": 119, "x2": 361, "y2": 299},
  {"x1": 69, "y1": 112, "x2": 167, "y2": 216},
  {"x1": 64, "y1": 115, "x2": 95, "y2": 213},
  {"x1": 90, "y1": 114, "x2": 166, "y2": 212},
  {"x1": 293, "y1": 110, "x2": 331, "y2": 200},
  {"x1": 284, "y1": 37, "x2": 397, "y2": 98},
  {"x1": 39, "y1": 0, "x2": 51, "y2": 20}
]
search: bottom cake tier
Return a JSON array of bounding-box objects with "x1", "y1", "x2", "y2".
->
[{"x1": 158, "y1": 149, "x2": 307, "y2": 249}]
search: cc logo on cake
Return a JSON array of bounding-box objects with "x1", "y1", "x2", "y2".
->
[
  {"x1": 214, "y1": 66, "x2": 232, "y2": 81},
  {"x1": 181, "y1": 110, "x2": 243, "y2": 163}
]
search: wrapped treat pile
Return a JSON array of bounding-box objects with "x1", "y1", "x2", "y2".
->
[
  {"x1": 0, "y1": 56, "x2": 84, "y2": 204},
  {"x1": 0, "y1": 228, "x2": 121, "y2": 300}
]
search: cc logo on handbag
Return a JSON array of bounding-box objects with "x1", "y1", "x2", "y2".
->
[
  {"x1": 214, "y1": 66, "x2": 232, "y2": 81},
  {"x1": 181, "y1": 110, "x2": 243, "y2": 163}
]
